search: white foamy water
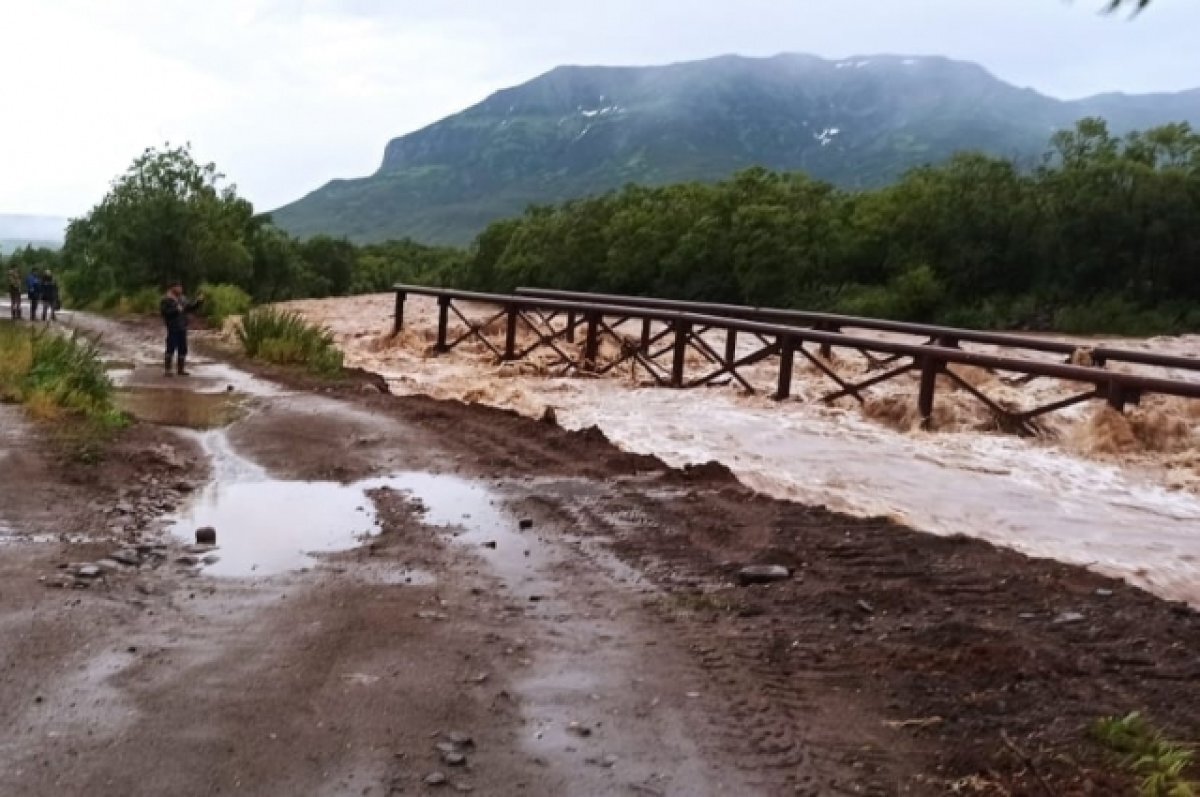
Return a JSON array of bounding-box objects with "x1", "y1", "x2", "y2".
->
[{"x1": 281, "y1": 294, "x2": 1200, "y2": 606}]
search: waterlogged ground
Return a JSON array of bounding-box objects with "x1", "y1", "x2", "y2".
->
[{"x1": 283, "y1": 293, "x2": 1200, "y2": 606}]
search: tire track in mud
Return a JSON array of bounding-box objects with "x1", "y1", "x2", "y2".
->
[{"x1": 510, "y1": 484, "x2": 899, "y2": 796}]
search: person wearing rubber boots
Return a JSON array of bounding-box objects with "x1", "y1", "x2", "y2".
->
[{"x1": 160, "y1": 281, "x2": 205, "y2": 376}]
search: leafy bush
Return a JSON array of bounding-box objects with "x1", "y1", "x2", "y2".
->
[
  {"x1": 1054, "y1": 296, "x2": 1178, "y2": 336},
  {"x1": 113, "y1": 287, "x2": 161, "y2": 316},
  {"x1": 236, "y1": 307, "x2": 344, "y2": 377},
  {"x1": 199, "y1": 282, "x2": 252, "y2": 327}
]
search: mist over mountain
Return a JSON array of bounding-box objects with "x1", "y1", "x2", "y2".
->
[{"x1": 273, "y1": 53, "x2": 1200, "y2": 245}]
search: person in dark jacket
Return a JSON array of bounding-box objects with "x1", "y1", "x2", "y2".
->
[
  {"x1": 25, "y1": 269, "x2": 40, "y2": 321},
  {"x1": 6, "y1": 266, "x2": 21, "y2": 319},
  {"x1": 160, "y1": 281, "x2": 205, "y2": 376},
  {"x1": 38, "y1": 270, "x2": 60, "y2": 322}
]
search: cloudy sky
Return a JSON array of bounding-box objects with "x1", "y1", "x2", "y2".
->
[{"x1": 1, "y1": 0, "x2": 1194, "y2": 219}]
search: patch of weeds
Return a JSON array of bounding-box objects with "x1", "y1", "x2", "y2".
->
[
  {"x1": 236, "y1": 307, "x2": 344, "y2": 377},
  {"x1": 1091, "y1": 712, "x2": 1198, "y2": 797},
  {"x1": 0, "y1": 322, "x2": 128, "y2": 460}
]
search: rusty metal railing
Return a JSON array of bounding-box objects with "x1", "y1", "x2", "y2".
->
[{"x1": 393, "y1": 284, "x2": 1200, "y2": 435}]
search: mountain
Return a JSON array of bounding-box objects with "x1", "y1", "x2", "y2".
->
[
  {"x1": 0, "y1": 214, "x2": 67, "y2": 252},
  {"x1": 272, "y1": 54, "x2": 1200, "y2": 246}
]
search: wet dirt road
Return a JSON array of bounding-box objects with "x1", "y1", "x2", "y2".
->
[{"x1": 0, "y1": 314, "x2": 1197, "y2": 795}]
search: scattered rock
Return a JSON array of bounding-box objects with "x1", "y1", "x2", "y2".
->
[
  {"x1": 423, "y1": 772, "x2": 447, "y2": 787},
  {"x1": 185, "y1": 544, "x2": 214, "y2": 554},
  {"x1": 441, "y1": 751, "x2": 466, "y2": 766},
  {"x1": 444, "y1": 731, "x2": 474, "y2": 748},
  {"x1": 1095, "y1": 588, "x2": 1114, "y2": 597},
  {"x1": 76, "y1": 565, "x2": 102, "y2": 579},
  {"x1": 566, "y1": 722, "x2": 592, "y2": 738},
  {"x1": 94, "y1": 559, "x2": 122, "y2": 572},
  {"x1": 176, "y1": 555, "x2": 200, "y2": 567},
  {"x1": 202, "y1": 554, "x2": 220, "y2": 565},
  {"x1": 482, "y1": 541, "x2": 497, "y2": 550},
  {"x1": 195, "y1": 527, "x2": 217, "y2": 545},
  {"x1": 736, "y1": 565, "x2": 790, "y2": 585},
  {"x1": 856, "y1": 599, "x2": 875, "y2": 614},
  {"x1": 1053, "y1": 611, "x2": 1085, "y2": 625},
  {"x1": 110, "y1": 549, "x2": 141, "y2": 566},
  {"x1": 518, "y1": 519, "x2": 534, "y2": 530}
]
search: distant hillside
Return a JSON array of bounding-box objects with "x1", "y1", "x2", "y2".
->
[
  {"x1": 0, "y1": 214, "x2": 66, "y2": 252},
  {"x1": 272, "y1": 53, "x2": 1200, "y2": 245}
]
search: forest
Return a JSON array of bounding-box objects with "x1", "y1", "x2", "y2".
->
[{"x1": 4, "y1": 117, "x2": 1198, "y2": 335}]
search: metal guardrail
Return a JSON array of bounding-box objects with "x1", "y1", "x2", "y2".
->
[{"x1": 393, "y1": 284, "x2": 1200, "y2": 435}]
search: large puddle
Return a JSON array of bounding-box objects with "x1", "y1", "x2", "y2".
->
[
  {"x1": 115, "y1": 388, "x2": 247, "y2": 429},
  {"x1": 171, "y1": 430, "x2": 527, "y2": 579}
]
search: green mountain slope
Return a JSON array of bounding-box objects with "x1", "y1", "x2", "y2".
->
[{"x1": 272, "y1": 53, "x2": 1200, "y2": 245}]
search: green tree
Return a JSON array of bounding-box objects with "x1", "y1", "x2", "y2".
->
[{"x1": 62, "y1": 144, "x2": 255, "y2": 304}]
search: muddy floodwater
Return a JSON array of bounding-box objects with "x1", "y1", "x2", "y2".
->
[{"x1": 283, "y1": 293, "x2": 1200, "y2": 606}]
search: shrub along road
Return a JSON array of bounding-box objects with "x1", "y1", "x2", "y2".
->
[{"x1": 0, "y1": 312, "x2": 1196, "y2": 796}]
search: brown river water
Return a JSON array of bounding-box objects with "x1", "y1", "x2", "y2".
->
[{"x1": 279, "y1": 294, "x2": 1200, "y2": 606}]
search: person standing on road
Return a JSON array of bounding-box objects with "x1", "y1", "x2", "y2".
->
[
  {"x1": 38, "y1": 270, "x2": 60, "y2": 322},
  {"x1": 25, "y1": 268, "x2": 40, "y2": 321},
  {"x1": 160, "y1": 281, "x2": 205, "y2": 376},
  {"x1": 6, "y1": 266, "x2": 21, "y2": 319}
]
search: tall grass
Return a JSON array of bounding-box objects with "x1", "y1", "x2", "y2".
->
[
  {"x1": 236, "y1": 307, "x2": 344, "y2": 377},
  {"x1": 0, "y1": 323, "x2": 126, "y2": 458}
]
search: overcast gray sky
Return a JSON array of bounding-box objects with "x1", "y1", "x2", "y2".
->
[{"x1": 1, "y1": 0, "x2": 1195, "y2": 218}]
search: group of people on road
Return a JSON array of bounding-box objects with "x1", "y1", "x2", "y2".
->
[{"x1": 6, "y1": 266, "x2": 60, "y2": 322}]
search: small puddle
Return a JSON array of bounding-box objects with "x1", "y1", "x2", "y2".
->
[{"x1": 116, "y1": 388, "x2": 247, "y2": 429}]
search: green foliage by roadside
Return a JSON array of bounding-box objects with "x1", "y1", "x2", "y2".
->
[
  {"x1": 236, "y1": 307, "x2": 344, "y2": 377},
  {"x1": 61, "y1": 144, "x2": 257, "y2": 305},
  {"x1": 198, "y1": 283, "x2": 252, "y2": 327},
  {"x1": 0, "y1": 323, "x2": 127, "y2": 460},
  {"x1": 1091, "y1": 712, "x2": 1197, "y2": 797}
]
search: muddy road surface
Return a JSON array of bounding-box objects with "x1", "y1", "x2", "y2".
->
[{"x1": 0, "y1": 314, "x2": 1197, "y2": 796}]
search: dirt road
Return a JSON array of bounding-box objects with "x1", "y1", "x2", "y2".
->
[{"x1": 0, "y1": 314, "x2": 1196, "y2": 796}]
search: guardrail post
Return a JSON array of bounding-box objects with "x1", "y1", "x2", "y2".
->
[
  {"x1": 917, "y1": 354, "x2": 941, "y2": 422},
  {"x1": 641, "y1": 319, "x2": 652, "y2": 352},
  {"x1": 504, "y1": 304, "x2": 518, "y2": 360},
  {"x1": 392, "y1": 290, "x2": 406, "y2": 336},
  {"x1": 815, "y1": 322, "x2": 839, "y2": 360},
  {"x1": 566, "y1": 310, "x2": 576, "y2": 343},
  {"x1": 671, "y1": 321, "x2": 691, "y2": 387},
  {"x1": 435, "y1": 296, "x2": 450, "y2": 352},
  {"x1": 724, "y1": 328, "x2": 737, "y2": 364},
  {"x1": 776, "y1": 336, "x2": 795, "y2": 400},
  {"x1": 583, "y1": 312, "x2": 600, "y2": 369}
]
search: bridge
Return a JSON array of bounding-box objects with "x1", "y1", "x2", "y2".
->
[{"x1": 391, "y1": 284, "x2": 1200, "y2": 436}]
